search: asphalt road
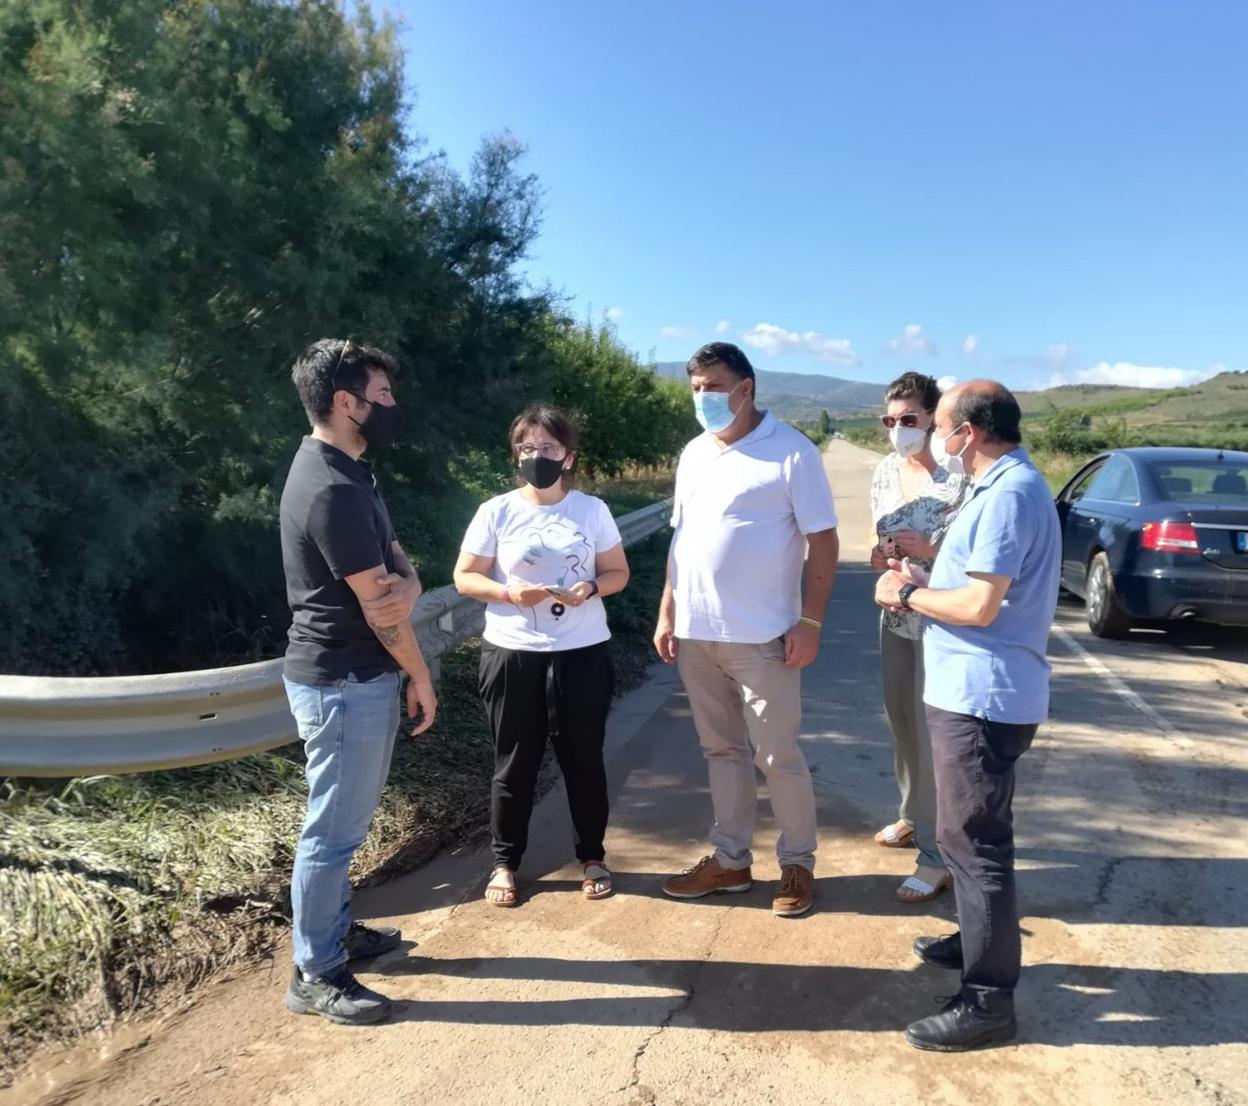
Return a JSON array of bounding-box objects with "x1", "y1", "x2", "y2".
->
[{"x1": 8, "y1": 439, "x2": 1247, "y2": 1106}]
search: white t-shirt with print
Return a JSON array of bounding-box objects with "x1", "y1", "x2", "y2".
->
[
  {"x1": 461, "y1": 489, "x2": 622, "y2": 652},
  {"x1": 670, "y1": 412, "x2": 839, "y2": 643}
]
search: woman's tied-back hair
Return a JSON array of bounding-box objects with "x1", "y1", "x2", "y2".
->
[
  {"x1": 508, "y1": 403, "x2": 581, "y2": 481},
  {"x1": 883, "y1": 371, "x2": 942, "y2": 412}
]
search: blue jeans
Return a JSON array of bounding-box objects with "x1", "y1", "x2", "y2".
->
[{"x1": 284, "y1": 672, "x2": 400, "y2": 978}]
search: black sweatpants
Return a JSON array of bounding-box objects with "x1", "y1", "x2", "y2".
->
[
  {"x1": 479, "y1": 640, "x2": 615, "y2": 871},
  {"x1": 926, "y1": 705, "x2": 1038, "y2": 1015}
]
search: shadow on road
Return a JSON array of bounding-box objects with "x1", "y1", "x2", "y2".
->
[
  {"x1": 1055, "y1": 592, "x2": 1248, "y2": 675},
  {"x1": 452, "y1": 850, "x2": 1248, "y2": 928},
  {"x1": 375, "y1": 954, "x2": 1246, "y2": 1048},
  {"x1": 367, "y1": 558, "x2": 1247, "y2": 1066}
]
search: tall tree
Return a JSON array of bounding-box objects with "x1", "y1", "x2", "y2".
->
[{"x1": 0, "y1": 0, "x2": 547, "y2": 673}]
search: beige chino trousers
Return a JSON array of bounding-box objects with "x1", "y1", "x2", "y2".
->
[{"x1": 676, "y1": 637, "x2": 817, "y2": 873}]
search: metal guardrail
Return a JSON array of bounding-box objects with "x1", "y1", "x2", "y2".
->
[{"x1": 0, "y1": 498, "x2": 672, "y2": 778}]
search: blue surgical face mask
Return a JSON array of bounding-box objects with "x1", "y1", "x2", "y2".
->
[{"x1": 693, "y1": 381, "x2": 744, "y2": 433}]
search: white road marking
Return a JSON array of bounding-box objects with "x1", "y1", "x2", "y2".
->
[{"x1": 1050, "y1": 623, "x2": 1193, "y2": 748}]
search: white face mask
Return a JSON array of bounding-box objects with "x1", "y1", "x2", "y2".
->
[
  {"x1": 889, "y1": 425, "x2": 928, "y2": 458},
  {"x1": 932, "y1": 423, "x2": 970, "y2": 475}
]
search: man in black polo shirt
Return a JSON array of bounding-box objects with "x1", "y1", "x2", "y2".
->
[{"x1": 279, "y1": 338, "x2": 437, "y2": 1026}]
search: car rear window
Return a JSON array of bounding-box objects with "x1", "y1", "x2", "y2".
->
[{"x1": 1148, "y1": 460, "x2": 1248, "y2": 503}]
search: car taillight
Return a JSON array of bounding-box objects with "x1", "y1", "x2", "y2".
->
[{"x1": 1140, "y1": 520, "x2": 1201, "y2": 553}]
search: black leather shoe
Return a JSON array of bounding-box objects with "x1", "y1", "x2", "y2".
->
[
  {"x1": 906, "y1": 994, "x2": 1017, "y2": 1052},
  {"x1": 344, "y1": 921, "x2": 402, "y2": 960},
  {"x1": 913, "y1": 931, "x2": 963, "y2": 970}
]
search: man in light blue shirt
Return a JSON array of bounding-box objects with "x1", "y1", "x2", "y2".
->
[{"x1": 876, "y1": 380, "x2": 1059, "y2": 1052}]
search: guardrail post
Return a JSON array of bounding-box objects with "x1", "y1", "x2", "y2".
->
[{"x1": 429, "y1": 610, "x2": 455, "y2": 690}]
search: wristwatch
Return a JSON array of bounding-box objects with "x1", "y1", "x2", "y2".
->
[
  {"x1": 586, "y1": 579, "x2": 600, "y2": 598},
  {"x1": 898, "y1": 583, "x2": 920, "y2": 610}
]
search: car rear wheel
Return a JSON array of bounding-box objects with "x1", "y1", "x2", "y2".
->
[{"x1": 1086, "y1": 552, "x2": 1132, "y2": 638}]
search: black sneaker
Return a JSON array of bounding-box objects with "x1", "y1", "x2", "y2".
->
[
  {"x1": 284, "y1": 965, "x2": 393, "y2": 1026},
  {"x1": 905, "y1": 993, "x2": 1017, "y2": 1052},
  {"x1": 913, "y1": 931, "x2": 963, "y2": 970},
  {"x1": 344, "y1": 921, "x2": 402, "y2": 960}
]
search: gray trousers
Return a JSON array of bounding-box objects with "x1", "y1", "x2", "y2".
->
[
  {"x1": 676, "y1": 637, "x2": 817, "y2": 873},
  {"x1": 879, "y1": 623, "x2": 944, "y2": 870}
]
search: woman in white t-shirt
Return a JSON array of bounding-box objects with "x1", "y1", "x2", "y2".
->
[
  {"x1": 453, "y1": 405, "x2": 631, "y2": 907},
  {"x1": 869, "y1": 372, "x2": 966, "y2": 904}
]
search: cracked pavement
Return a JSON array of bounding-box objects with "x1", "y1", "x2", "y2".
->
[
  {"x1": 9, "y1": 440, "x2": 1247, "y2": 1106},
  {"x1": 619, "y1": 909, "x2": 728, "y2": 1101}
]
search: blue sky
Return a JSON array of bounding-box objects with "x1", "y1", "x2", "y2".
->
[{"x1": 387, "y1": 2, "x2": 1246, "y2": 393}]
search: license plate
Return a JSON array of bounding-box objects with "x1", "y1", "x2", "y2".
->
[{"x1": 1237, "y1": 532, "x2": 1248, "y2": 553}]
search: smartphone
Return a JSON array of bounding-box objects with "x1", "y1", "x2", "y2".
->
[{"x1": 544, "y1": 584, "x2": 577, "y2": 600}]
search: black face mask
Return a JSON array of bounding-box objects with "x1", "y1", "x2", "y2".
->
[
  {"x1": 518, "y1": 455, "x2": 565, "y2": 489},
  {"x1": 350, "y1": 399, "x2": 403, "y2": 450}
]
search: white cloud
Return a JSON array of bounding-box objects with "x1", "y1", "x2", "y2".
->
[
  {"x1": 1046, "y1": 362, "x2": 1221, "y2": 390},
  {"x1": 659, "y1": 324, "x2": 695, "y2": 340},
  {"x1": 961, "y1": 334, "x2": 1074, "y2": 373},
  {"x1": 936, "y1": 374, "x2": 959, "y2": 392},
  {"x1": 740, "y1": 322, "x2": 860, "y2": 368},
  {"x1": 885, "y1": 323, "x2": 936, "y2": 357},
  {"x1": 605, "y1": 306, "x2": 625, "y2": 321},
  {"x1": 1034, "y1": 342, "x2": 1074, "y2": 373},
  {"x1": 714, "y1": 319, "x2": 732, "y2": 335}
]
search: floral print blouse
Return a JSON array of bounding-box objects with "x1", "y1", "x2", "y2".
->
[{"x1": 870, "y1": 453, "x2": 967, "y2": 640}]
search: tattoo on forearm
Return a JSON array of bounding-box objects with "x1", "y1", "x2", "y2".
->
[{"x1": 374, "y1": 623, "x2": 401, "y2": 648}]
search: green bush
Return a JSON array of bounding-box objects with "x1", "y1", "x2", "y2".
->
[
  {"x1": 544, "y1": 318, "x2": 696, "y2": 478},
  {"x1": 0, "y1": 1, "x2": 688, "y2": 676},
  {"x1": 787, "y1": 409, "x2": 838, "y2": 450},
  {"x1": 1027, "y1": 403, "x2": 1248, "y2": 459},
  {"x1": 0, "y1": 526, "x2": 673, "y2": 1071},
  {"x1": 843, "y1": 423, "x2": 887, "y2": 451}
]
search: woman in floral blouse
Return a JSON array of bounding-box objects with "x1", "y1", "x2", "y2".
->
[{"x1": 869, "y1": 372, "x2": 966, "y2": 903}]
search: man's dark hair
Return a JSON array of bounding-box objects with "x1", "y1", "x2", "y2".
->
[
  {"x1": 884, "y1": 371, "x2": 941, "y2": 412},
  {"x1": 686, "y1": 341, "x2": 756, "y2": 383},
  {"x1": 953, "y1": 385, "x2": 1023, "y2": 445},
  {"x1": 291, "y1": 338, "x2": 399, "y2": 425}
]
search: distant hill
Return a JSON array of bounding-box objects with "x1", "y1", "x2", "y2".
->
[
  {"x1": 653, "y1": 361, "x2": 1248, "y2": 434},
  {"x1": 1015, "y1": 383, "x2": 1152, "y2": 415},
  {"x1": 653, "y1": 361, "x2": 882, "y2": 420},
  {"x1": 1017, "y1": 372, "x2": 1248, "y2": 428}
]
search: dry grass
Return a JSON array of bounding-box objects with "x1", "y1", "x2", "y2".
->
[
  {"x1": 0, "y1": 527, "x2": 671, "y2": 1083},
  {"x1": 1031, "y1": 450, "x2": 1090, "y2": 492},
  {"x1": 582, "y1": 468, "x2": 675, "y2": 515}
]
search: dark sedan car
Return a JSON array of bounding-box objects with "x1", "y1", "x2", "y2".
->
[{"x1": 1055, "y1": 446, "x2": 1248, "y2": 636}]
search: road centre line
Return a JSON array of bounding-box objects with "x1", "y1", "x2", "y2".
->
[{"x1": 1050, "y1": 624, "x2": 1193, "y2": 748}]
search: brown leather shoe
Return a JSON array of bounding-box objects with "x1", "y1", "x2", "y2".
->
[
  {"x1": 662, "y1": 855, "x2": 753, "y2": 900},
  {"x1": 773, "y1": 864, "x2": 814, "y2": 917}
]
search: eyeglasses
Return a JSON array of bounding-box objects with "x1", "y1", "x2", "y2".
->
[
  {"x1": 516, "y1": 442, "x2": 566, "y2": 460},
  {"x1": 880, "y1": 413, "x2": 924, "y2": 429},
  {"x1": 330, "y1": 339, "x2": 396, "y2": 403}
]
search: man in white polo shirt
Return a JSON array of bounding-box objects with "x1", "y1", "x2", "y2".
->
[{"x1": 655, "y1": 342, "x2": 840, "y2": 917}]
